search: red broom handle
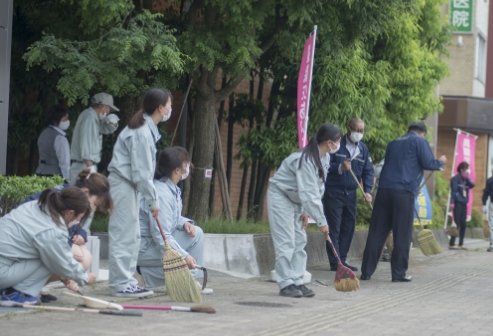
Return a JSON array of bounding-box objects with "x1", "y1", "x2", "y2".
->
[
  {"x1": 326, "y1": 233, "x2": 343, "y2": 264},
  {"x1": 154, "y1": 215, "x2": 168, "y2": 243}
]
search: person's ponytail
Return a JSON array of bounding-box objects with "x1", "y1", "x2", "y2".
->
[
  {"x1": 298, "y1": 123, "x2": 342, "y2": 181},
  {"x1": 38, "y1": 187, "x2": 90, "y2": 226},
  {"x1": 128, "y1": 109, "x2": 145, "y2": 129}
]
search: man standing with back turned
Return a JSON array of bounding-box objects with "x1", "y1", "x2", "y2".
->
[
  {"x1": 324, "y1": 118, "x2": 374, "y2": 272},
  {"x1": 360, "y1": 122, "x2": 446, "y2": 282}
]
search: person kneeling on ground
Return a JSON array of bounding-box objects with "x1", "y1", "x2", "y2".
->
[
  {"x1": 0, "y1": 187, "x2": 97, "y2": 306},
  {"x1": 268, "y1": 123, "x2": 341, "y2": 298},
  {"x1": 18, "y1": 169, "x2": 113, "y2": 302},
  {"x1": 137, "y1": 147, "x2": 212, "y2": 294}
]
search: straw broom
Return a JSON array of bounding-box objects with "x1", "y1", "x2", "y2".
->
[
  {"x1": 415, "y1": 172, "x2": 443, "y2": 256},
  {"x1": 154, "y1": 216, "x2": 202, "y2": 303},
  {"x1": 325, "y1": 233, "x2": 360, "y2": 292}
]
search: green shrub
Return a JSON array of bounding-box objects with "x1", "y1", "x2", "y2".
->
[
  {"x1": 467, "y1": 209, "x2": 484, "y2": 228},
  {"x1": 355, "y1": 190, "x2": 372, "y2": 230},
  {"x1": 91, "y1": 212, "x2": 110, "y2": 232},
  {"x1": 429, "y1": 201, "x2": 445, "y2": 229},
  {"x1": 0, "y1": 175, "x2": 65, "y2": 216}
]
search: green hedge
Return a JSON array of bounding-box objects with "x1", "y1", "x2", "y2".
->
[{"x1": 0, "y1": 175, "x2": 65, "y2": 216}]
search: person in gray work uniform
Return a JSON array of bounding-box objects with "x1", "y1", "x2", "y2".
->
[
  {"x1": 268, "y1": 123, "x2": 342, "y2": 298},
  {"x1": 36, "y1": 105, "x2": 71, "y2": 180},
  {"x1": 107, "y1": 88, "x2": 172, "y2": 298},
  {"x1": 69, "y1": 92, "x2": 120, "y2": 184},
  {"x1": 137, "y1": 147, "x2": 212, "y2": 294},
  {"x1": 0, "y1": 187, "x2": 96, "y2": 306}
]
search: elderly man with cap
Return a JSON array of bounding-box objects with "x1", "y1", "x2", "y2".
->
[
  {"x1": 360, "y1": 122, "x2": 446, "y2": 282},
  {"x1": 70, "y1": 92, "x2": 120, "y2": 184},
  {"x1": 323, "y1": 118, "x2": 374, "y2": 272}
]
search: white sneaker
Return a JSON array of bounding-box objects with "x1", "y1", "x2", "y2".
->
[
  {"x1": 196, "y1": 281, "x2": 213, "y2": 295},
  {"x1": 112, "y1": 285, "x2": 154, "y2": 298}
]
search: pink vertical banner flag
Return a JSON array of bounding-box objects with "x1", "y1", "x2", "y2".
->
[
  {"x1": 297, "y1": 26, "x2": 317, "y2": 149},
  {"x1": 455, "y1": 131, "x2": 476, "y2": 219}
]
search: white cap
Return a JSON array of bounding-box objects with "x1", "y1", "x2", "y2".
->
[{"x1": 91, "y1": 93, "x2": 119, "y2": 111}]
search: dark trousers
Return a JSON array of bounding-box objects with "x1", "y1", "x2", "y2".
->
[
  {"x1": 361, "y1": 188, "x2": 414, "y2": 280},
  {"x1": 323, "y1": 189, "x2": 357, "y2": 265},
  {"x1": 450, "y1": 202, "x2": 467, "y2": 246}
]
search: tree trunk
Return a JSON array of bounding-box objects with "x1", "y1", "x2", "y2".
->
[
  {"x1": 255, "y1": 167, "x2": 271, "y2": 222},
  {"x1": 28, "y1": 139, "x2": 37, "y2": 175},
  {"x1": 237, "y1": 164, "x2": 249, "y2": 220},
  {"x1": 226, "y1": 94, "x2": 235, "y2": 192},
  {"x1": 182, "y1": 102, "x2": 195, "y2": 216},
  {"x1": 187, "y1": 92, "x2": 217, "y2": 222},
  {"x1": 247, "y1": 159, "x2": 258, "y2": 220}
]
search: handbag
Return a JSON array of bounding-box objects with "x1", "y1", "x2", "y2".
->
[{"x1": 445, "y1": 223, "x2": 459, "y2": 237}]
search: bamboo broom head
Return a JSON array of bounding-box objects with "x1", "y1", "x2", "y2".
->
[
  {"x1": 334, "y1": 263, "x2": 360, "y2": 292},
  {"x1": 190, "y1": 305, "x2": 216, "y2": 314},
  {"x1": 162, "y1": 240, "x2": 202, "y2": 303},
  {"x1": 418, "y1": 229, "x2": 443, "y2": 256}
]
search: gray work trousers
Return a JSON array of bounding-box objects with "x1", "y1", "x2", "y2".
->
[
  {"x1": 267, "y1": 185, "x2": 307, "y2": 290},
  {"x1": 0, "y1": 256, "x2": 52, "y2": 297},
  {"x1": 108, "y1": 174, "x2": 140, "y2": 293},
  {"x1": 138, "y1": 227, "x2": 205, "y2": 288}
]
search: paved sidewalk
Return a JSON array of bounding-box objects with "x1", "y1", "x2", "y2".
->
[{"x1": 1, "y1": 244, "x2": 493, "y2": 336}]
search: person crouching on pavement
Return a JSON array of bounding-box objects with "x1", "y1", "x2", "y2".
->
[
  {"x1": 449, "y1": 161, "x2": 475, "y2": 250},
  {"x1": 0, "y1": 187, "x2": 97, "y2": 306},
  {"x1": 360, "y1": 122, "x2": 446, "y2": 282},
  {"x1": 268, "y1": 123, "x2": 342, "y2": 298},
  {"x1": 137, "y1": 147, "x2": 212, "y2": 294},
  {"x1": 17, "y1": 169, "x2": 113, "y2": 302},
  {"x1": 323, "y1": 118, "x2": 374, "y2": 272}
]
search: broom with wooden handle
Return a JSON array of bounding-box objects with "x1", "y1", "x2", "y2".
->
[
  {"x1": 154, "y1": 216, "x2": 202, "y2": 303},
  {"x1": 18, "y1": 304, "x2": 142, "y2": 317},
  {"x1": 121, "y1": 304, "x2": 216, "y2": 314}
]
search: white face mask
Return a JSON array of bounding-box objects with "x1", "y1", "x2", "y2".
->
[
  {"x1": 58, "y1": 120, "x2": 70, "y2": 130},
  {"x1": 181, "y1": 163, "x2": 190, "y2": 180},
  {"x1": 99, "y1": 112, "x2": 108, "y2": 120},
  {"x1": 349, "y1": 132, "x2": 363, "y2": 143},
  {"x1": 328, "y1": 141, "x2": 340, "y2": 154},
  {"x1": 161, "y1": 108, "x2": 172, "y2": 122}
]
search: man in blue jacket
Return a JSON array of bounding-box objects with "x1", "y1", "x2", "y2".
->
[
  {"x1": 324, "y1": 118, "x2": 374, "y2": 272},
  {"x1": 360, "y1": 122, "x2": 446, "y2": 282}
]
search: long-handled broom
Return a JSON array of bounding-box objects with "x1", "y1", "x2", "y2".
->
[
  {"x1": 121, "y1": 304, "x2": 216, "y2": 314},
  {"x1": 415, "y1": 172, "x2": 442, "y2": 256},
  {"x1": 154, "y1": 216, "x2": 202, "y2": 303}
]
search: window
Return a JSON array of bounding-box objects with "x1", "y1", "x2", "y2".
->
[{"x1": 475, "y1": 32, "x2": 487, "y2": 83}]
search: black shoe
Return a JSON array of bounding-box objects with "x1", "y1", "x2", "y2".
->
[
  {"x1": 343, "y1": 263, "x2": 358, "y2": 272},
  {"x1": 40, "y1": 294, "x2": 58, "y2": 303},
  {"x1": 279, "y1": 284, "x2": 302, "y2": 298},
  {"x1": 392, "y1": 275, "x2": 412, "y2": 282},
  {"x1": 330, "y1": 263, "x2": 338, "y2": 271},
  {"x1": 360, "y1": 275, "x2": 371, "y2": 280},
  {"x1": 296, "y1": 285, "x2": 315, "y2": 298}
]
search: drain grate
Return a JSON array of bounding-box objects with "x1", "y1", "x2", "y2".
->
[{"x1": 235, "y1": 301, "x2": 293, "y2": 308}]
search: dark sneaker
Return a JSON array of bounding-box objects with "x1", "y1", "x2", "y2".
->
[
  {"x1": 330, "y1": 263, "x2": 338, "y2": 271},
  {"x1": 343, "y1": 263, "x2": 358, "y2": 272},
  {"x1": 40, "y1": 293, "x2": 58, "y2": 303},
  {"x1": 487, "y1": 247, "x2": 493, "y2": 252},
  {"x1": 112, "y1": 285, "x2": 154, "y2": 298},
  {"x1": 279, "y1": 284, "x2": 302, "y2": 298},
  {"x1": 296, "y1": 284, "x2": 315, "y2": 297},
  {"x1": 1, "y1": 290, "x2": 40, "y2": 306}
]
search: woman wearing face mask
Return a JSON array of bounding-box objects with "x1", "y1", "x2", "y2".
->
[
  {"x1": 136, "y1": 147, "x2": 211, "y2": 293},
  {"x1": 268, "y1": 123, "x2": 342, "y2": 298},
  {"x1": 106, "y1": 88, "x2": 172, "y2": 298},
  {"x1": 17, "y1": 169, "x2": 113, "y2": 302},
  {"x1": 449, "y1": 161, "x2": 475, "y2": 250},
  {"x1": 0, "y1": 187, "x2": 97, "y2": 307},
  {"x1": 36, "y1": 105, "x2": 71, "y2": 180}
]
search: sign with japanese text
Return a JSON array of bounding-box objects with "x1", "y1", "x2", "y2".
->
[
  {"x1": 455, "y1": 132, "x2": 476, "y2": 219},
  {"x1": 297, "y1": 27, "x2": 317, "y2": 149},
  {"x1": 414, "y1": 177, "x2": 433, "y2": 226},
  {"x1": 450, "y1": 0, "x2": 473, "y2": 33}
]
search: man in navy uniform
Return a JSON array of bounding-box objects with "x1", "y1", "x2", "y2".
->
[
  {"x1": 324, "y1": 118, "x2": 374, "y2": 272},
  {"x1": 360, "y1": 122, "x2": 446, "y2": 282}
]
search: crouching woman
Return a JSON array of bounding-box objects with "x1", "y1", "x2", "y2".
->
[
  {"x1": 0, "y1": 187, "x2": 97, "y2": 306},
  {"x1": 137, "y1": 147, "x2": 210, "y2": 293}
]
